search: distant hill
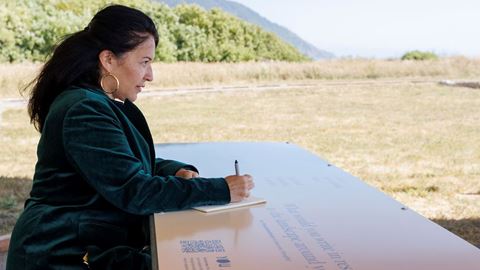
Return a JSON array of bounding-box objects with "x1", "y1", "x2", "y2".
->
[{"x1": 157, "y1": 0, "x2": 334, "y2": 59}]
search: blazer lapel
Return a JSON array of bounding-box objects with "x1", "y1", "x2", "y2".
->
[{"x1": 115, "y1": 100, "x2": 156, "y2": 171}]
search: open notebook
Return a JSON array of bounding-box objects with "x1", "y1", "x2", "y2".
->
[{"x1": 193, "y1": 196, "x2": 267, "y2": 213}]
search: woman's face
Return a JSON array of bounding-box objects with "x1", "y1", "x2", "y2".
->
[{"x1": 103, "y1": 35, "x2": 155, "y2": 102}]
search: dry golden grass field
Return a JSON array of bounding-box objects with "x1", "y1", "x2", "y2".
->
[
  {"x1": 2, "y1": 57, "x2": 480, "y2": 99},
  {"x1": 0, "y1": 59, "x2": 479, "y2": 247}
]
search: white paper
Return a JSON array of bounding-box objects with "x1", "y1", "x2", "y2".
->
[{"x1": 193, "y1": 196, "x2": 266, "y2": 213}]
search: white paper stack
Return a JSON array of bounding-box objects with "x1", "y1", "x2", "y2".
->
[{"x1": 192, "y1": 196, "x2": 266, "y2": 213}]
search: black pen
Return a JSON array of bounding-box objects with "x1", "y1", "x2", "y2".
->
[{"x1": 235, "y1": 160, "x2": 240, "y2": 176}]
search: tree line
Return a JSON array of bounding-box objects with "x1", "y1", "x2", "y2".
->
[{"x1": 0, "y1": 0, "x2": 308, "y2": 63}]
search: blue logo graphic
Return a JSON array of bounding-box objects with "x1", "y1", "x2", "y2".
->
[{"x1": 216, "y1": 256, "x2": 231, "y2": 267}]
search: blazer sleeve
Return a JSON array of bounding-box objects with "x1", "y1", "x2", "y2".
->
[
  {"x1": 62, "y1": 98, "x2": 230, "y2": 215},
  {"x1": 154, "y1": 158, "x2": 199, "y2": 177}
]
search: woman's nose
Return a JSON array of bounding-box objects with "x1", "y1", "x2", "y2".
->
[{"x1": 145, "y1": 65, "x2": 153, "y2": 82}]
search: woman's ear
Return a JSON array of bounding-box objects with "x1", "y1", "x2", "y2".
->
[{"x1": 98, "y1": 50, "x2": 116, "y2": 73}]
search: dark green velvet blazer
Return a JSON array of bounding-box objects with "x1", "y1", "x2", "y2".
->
[{"x1": 7, "y1": 87, "x2": 230, "y2": 269}]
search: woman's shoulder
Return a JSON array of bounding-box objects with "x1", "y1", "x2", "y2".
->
[
  {"x1": 47, "y1": 86, "x2": 114, "y2": 120},
  {"x1": 51, "y1": 86, "x2": 109, "y2": 110},
  {"x1": 59, "y1": 86, "x2": 108, "y2": 103}
]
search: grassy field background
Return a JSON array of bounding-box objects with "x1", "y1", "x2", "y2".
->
[
  {"x1": 2, "y1": 57, "x2": 480, "y2": 99},
  {"x1": 0, "y1": 59, "x2": 479, "y2": 247}
]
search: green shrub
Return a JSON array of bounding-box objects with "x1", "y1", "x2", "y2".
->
[
  {"x1": 401, "y1": 50, "x2": 439, "y2": 61},
  {"x1": 0, "y1": 0, "x2": 308, "y2": 62}
]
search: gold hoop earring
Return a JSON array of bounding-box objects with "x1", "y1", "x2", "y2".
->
[{"x1": 100, "y1": 73, "x2": 119, "y2": 94}]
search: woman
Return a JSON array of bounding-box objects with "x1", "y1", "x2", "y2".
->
[{"x1": 7, "y1": 5, "x2": 254, "y2": 270}]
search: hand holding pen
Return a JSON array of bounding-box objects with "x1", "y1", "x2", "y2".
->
[{"x1": 225, "y1": 160, "x2": 255, "y2": 203}]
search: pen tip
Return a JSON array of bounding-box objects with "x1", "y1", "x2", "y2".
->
[{"x1": 235, "y1": 160, "x2": 238, "y2": 163}]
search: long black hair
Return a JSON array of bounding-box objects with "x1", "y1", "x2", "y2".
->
[{"x1": 27, "y1": 5, "x2": 159, "y2": 132}]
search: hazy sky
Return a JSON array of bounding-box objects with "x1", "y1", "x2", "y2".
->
[{"x1": 231, "y1": 0, "x2": 480, "y2": 58}]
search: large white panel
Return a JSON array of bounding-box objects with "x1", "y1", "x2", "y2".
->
[{"x1": 152, "y1": 142, "x2": 480, "y2": 270}]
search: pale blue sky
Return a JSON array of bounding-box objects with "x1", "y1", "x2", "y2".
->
[{"x1": 231, "y1": 0, "x2": 480, "y2": 58}]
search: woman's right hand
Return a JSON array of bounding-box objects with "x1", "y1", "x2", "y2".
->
[{"x1": 225, "y1": 174, "x2": 255, "y2": 202}]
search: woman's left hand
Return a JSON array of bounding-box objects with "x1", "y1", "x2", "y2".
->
[{"x1": 175, "y1": 169, "x2": 199, "y2": 179}]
